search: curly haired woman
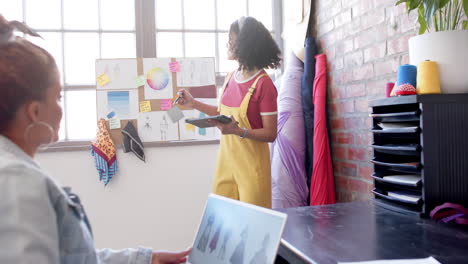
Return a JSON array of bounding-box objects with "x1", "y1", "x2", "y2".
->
[{"x1": 177, "y1": 16, "x2": 281, "y2": 208}]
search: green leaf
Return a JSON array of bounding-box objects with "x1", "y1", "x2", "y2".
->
[
  {"x1": 464, "y1": 20, "x2": 468, "y2": 29},
  {"x1": 418, "y1": 5, "x2": 429, "y2": 33},
  {"x1": 463, "y1": 0, "x2": 468, "y2": 16}
]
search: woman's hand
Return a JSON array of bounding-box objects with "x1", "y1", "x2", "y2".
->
[
  {"x1": 176, "y1": 89, "x2": 195, "y2": 109},
  {"x1": 210, "y1": 115, "x2": 243, "y2": 136},
  {"x1": 151, "y1": 248, "x2": 191, "y2": 264}
]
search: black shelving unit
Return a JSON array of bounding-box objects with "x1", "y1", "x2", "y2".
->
[{"x1": 369, "y1": 94, "x2": 468, "y2": 216}]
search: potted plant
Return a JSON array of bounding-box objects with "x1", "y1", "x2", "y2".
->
[{"x1": 396, "y1": 0, "x2": 468, "y2": 93}]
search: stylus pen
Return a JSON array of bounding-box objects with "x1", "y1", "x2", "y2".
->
[{"x1": 173, "y1": 91, "x2": 183, "y2": 105}]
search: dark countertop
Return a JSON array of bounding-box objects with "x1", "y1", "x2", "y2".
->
[{"x1": 277, "y1": 201, "x2": 468, "y2": 264}]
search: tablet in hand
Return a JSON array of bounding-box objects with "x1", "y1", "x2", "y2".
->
[{"x1": 185, "y1": 115, "x2": 232, "y2": 128}]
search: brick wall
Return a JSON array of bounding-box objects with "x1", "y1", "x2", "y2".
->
[{"x1": 312, "y1": 0, "x2": 418, "y2": 202}]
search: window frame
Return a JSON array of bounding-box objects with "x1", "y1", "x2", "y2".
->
[{"x1": 8, "y1": 0, "x2": 283, "y2": 150}]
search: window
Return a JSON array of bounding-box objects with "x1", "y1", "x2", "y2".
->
[{"x1": 1, "y1": 0, "x2": 282, "y2": 142}]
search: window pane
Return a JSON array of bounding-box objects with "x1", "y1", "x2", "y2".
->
[
  {"x1": 184, "y1": 0, "x2": 215, "y2": 30},
  {"x1": 65, "y1": 90, "x2": 97, "y2": 140},
  {"x1": 25, "y1": 0, "x2": 61, "y2": 29},
  {"x1": 27, "y1": 32, "x2": 64, "y2": 84},
  {"x1": 156, "y1": 0, "x2": 182, "y2": 29},
  {"x1": 216, "y1": 0, "x2": 246, "y2": 30},
  {"x1": 185, "y1": 33, "x2": 215, "y2": 58},
  {"x1": 156, "y1": 32, "x2": 183, "y2": 57},
  {"x1": 100, "y1": 0, "x2": 135, "y2": 30},
  {"x1": 101, "y1": 33, "x2": 136, "y2": 58},
  {"x1": 63, "y1": 0, "x2": 98, "y2": 29},
  {"x1": 248, "y1": 0, "x2": 273, "y2": 31},
  {"x1": 64, "y1": 33, "x2": 99, "y2": 85},
  {"x1": 217, "y1": 33, "x2": 238, "y2": 73},
  {"x1": 0, "y1": 0, "x2": 23, "y2": 21}
]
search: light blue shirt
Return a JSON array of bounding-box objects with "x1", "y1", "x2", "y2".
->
[{"x1": 0, "y1": 135, "x2": 152, "y2": 264}]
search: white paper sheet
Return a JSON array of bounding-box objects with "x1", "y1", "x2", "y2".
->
[
  {"x1": 143, "y1": 58, "x2": 174, "y2": 100},
  {"x1": 383, "y1": 175, "x2": 421, "y2": 185},
  {"x1": 179, "y1": 99, "x2": 220, "y2": 140},
  {"x1": 176, "y1": 58, "x2": 216, "y2": 87},
  {"x1": 96, "y1": 90, "x2": 139, "y2": 120},
  {"x1": 137, "y1": 111, "x2": 179, "y2": 142},
  {"x1": 338, "y1": 256, "x2": 441, "y2": 264},
  {"x1": 95, "y1": 59, "x2": 138, "y2": 90}
]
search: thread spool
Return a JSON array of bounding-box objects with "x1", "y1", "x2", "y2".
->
[
  {"x1": 417, "y1": 60, "x2": 441, "y2": 94},
  {"x1": 396, "y1": 64, "x2": 417, "y2": 87},
  {"x1": 386, "y1": 82, "x2": 395, "y2": 97}
]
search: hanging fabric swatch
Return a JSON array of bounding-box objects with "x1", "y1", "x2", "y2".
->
[
  {"x1": 121, "y1": 121, "x2": 145, "y2": 162},
  {"x1": 91, "y1": 119, "x2": 118, "y2": 185}
]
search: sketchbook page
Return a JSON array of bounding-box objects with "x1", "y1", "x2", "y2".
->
[
  {"x1": 338, "y1": 256, "x2": 441, "y2": 264},
  {"x1": 96, "y1": 89, "x2": 139, "y2": 120},
  {"x1": 143, "y1": 58, "x2": 174, "y2": 100},
  {"x1": 137, "y1": 111, "x2": 179, "y2": 142},
  {"x1": 96, "y1": 59, "x2": 138, "y2": 90},
  {"x1": 176, "y1": 58, "x2": 216, "y2": 87},
  {"x1": 382, "y1": 175, "x2": 421, "y2": 185},
  {"x1": 179, "y1": 99, "x2": 220, "y2": 140}
]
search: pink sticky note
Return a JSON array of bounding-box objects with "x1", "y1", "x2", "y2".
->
[
  {"x1": 160, "y1": 99, "x2": 173, "y2": 110},
  {"x1": 169, "y1": 61, "x2": 180, "y2": 72}
]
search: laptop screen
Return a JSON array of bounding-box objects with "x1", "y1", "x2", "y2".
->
[{"x1": 188, "y1": 194, "x2": 287, "y2": 264}]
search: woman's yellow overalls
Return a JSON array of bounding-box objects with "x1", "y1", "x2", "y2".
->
[{"x1": 213, "y1": 72, "x2": 272, "y2": 208}]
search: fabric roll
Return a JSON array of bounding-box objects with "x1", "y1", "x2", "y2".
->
[
  {"x1": 122, "y1": 120, "x2": 145, "y2": 162},
  {"x1": 310, "y1": 54, "x2": 336, "y2": 206},
  {"x1": 301, "y1": 37, "x2": 317, "y2": 195},
  {"x1": 91, "y1": 119, "x2": 118, "y2": 185},
  {"x1": 271, "y1": 51, "x2": 309, "y2": 208}
]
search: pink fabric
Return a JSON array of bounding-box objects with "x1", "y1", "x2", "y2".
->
[
  {"x1": 221, "y1": 70, "x2": 278, "y2": 129},
  {"x1": 310, "y1": 54, "x2": 336, "y2": 206}
]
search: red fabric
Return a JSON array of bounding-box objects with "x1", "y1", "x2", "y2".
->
[
  {"x1": 220, "y1": 70, "x2": 278, "y2": 129},
  {"x1": 310, "y1": 54, "x2": 336, "y2": 206}
]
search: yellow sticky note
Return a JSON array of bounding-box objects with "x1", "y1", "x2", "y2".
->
[
  {"x1": 96, "y1": 73, "x2": 110, "y2": 87},
  {"x1": 139, "y1": 101, "x2": 152, "y2": 112}
]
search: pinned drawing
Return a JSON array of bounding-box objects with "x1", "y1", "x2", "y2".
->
[
  {"x1": 179, "y1": 99, "x2": 220, "y2": 140},
  {"x1": 177, "y1": 58, "x2": 216, "y2": 87},
  {"x1": 96, "y1": 90, "x2": 139, "y2": 120},
  {"x1": 137, "y1": 112, "x2": 179, "y2": 142},
  {"x1": 95, "y1": 59, "x2": 138, "y2": 90},
  {"x1": 143, "y1": 58, "x2": 173, "y2": 100}
]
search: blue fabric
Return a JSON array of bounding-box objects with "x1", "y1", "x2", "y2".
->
[
  {"x1": 396, "y1": 64, "x2": 417, "y2": 87},
  {"x1": 301, "y1": 37, "x2": 317, "y2": 193},
  {"x1": 91, "y1": 149, "x2": 118, "y2": 186}
]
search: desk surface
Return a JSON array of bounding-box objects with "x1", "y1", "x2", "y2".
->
[{"x1": 277, "y1": 201, "x2": 468, "y2": 264}]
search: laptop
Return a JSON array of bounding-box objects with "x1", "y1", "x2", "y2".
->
[{"x1": 188, "y1": 194, "x2": 288, "y2": 264}]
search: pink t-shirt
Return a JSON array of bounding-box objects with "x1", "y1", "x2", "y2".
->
[{"x1": 220, "y1": 70, "x2": 278, "y2": 129}]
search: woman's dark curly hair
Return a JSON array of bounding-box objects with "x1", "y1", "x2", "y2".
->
[{"x1": 228, "y1": 17, "x2": 281, "y2": 72}]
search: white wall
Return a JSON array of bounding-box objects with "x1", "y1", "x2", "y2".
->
[{"x1": 36, "y1": 144, "x2": 219, "y2": 252}]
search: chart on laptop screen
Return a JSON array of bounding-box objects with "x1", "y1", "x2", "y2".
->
[{"x1": 188, "y1": 194, "x2": 287, "y2": 264}]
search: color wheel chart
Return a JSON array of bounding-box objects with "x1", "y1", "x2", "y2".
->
[
  {"x1": 146, "y1": 67, "x2": 169, "y2": 91},
  {"x1": 142, "y1": 58, "x2": 173, "y2": 100}
]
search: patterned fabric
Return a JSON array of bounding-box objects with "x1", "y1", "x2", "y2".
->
[
  {"x1": 394, "y1": 83, "x2": 417, "y2": 96},
  {"x1": 91, "y1": 119, "x2": 118, "y2": 185},
  {"x1": 121, "y1": 121, "x2": 145, "y2": 162}
]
